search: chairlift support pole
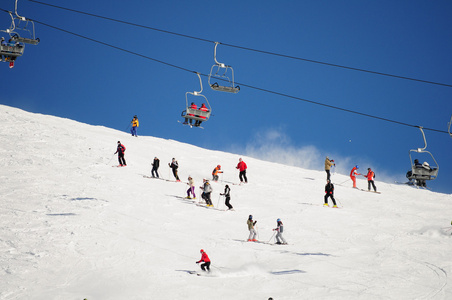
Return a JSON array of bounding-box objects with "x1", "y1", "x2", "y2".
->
[
  {"x1": 193, "y1": 72, "x2": 203, "y2": 95},
  {"x1": 448, "y1": 116, "x2": 452, "y2": 138},
  {"x1": 417, "y1": 126, "x2": 427, "y2": 152},
  {"x1": 14, "y1": 0, "x2": 26, "y2": 21},
  {"x1": 213, "y1": 42, "x2": 225, "y2": 68}
]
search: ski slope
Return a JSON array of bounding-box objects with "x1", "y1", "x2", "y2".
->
[{"x1": 0, "y1": 104, "x2": 451, "y2": 300}]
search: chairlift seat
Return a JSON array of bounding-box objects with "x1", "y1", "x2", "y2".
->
[
  {"x1": 0, "y1": 44, "x2": 24, "y2": 57},
  {"x1": 181, "y1": 107, "x2": 211, "y2": 122},
  {"x1": 408, "y1": 165, "x2": 438, "y2": 181},
  {"x1": 210, "y1": 83, "x2": 240, "y2": 93},
  {"x1": 11, "y1": 35, "x2": 39, "y2": 45}
]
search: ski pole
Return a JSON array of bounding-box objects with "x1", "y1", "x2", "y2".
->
[
  {"x1": 336, "y1": 197, "x2": 343, "y2": 207},
  {"x1": 267, "y1": 231, "x2": 276, "y2": 243},
  {"x1": 199, "y1": 187, "x2": 203, "y2": 204},
  {"x1": 106, "y1": 153, "x2": 115, "y2": 165},
  {"x1": 217, "y1": 194, "x2": 222, "y2": 208},
  {"x1": 337, "y1": 178, "x2": 350, "y2": 186}
]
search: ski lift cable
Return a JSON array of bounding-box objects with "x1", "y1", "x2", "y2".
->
[
  {"x1": 24, "y1": 0, "x2": 452, "y2": 89},
  {"x1": 0, "y1": 9, "x2": 449, "y2": 135}
]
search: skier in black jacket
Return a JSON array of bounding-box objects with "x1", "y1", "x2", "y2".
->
[
  {"x1": 151, "y1": 157, "x2": 160, "y2": 178},
  {"x1": 114, "y1": 141, "x2": 126, "y2": 167},
  {"x1": 220, "y1": 185, "x2": 233, "y2": 210},
  {"x1": 324, "y1": 179, "x2": 337, "y2": 208},
  {"x1": 168, "y1": 158, "x2": 180, "y2": 181}
]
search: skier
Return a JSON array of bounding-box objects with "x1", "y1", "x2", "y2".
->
[
  {"x1": 350, "y1": 165, "x2": 361, "y2": 188},
  {"x1": 200, "y1": 179, "x2": 213, "y2": 206},
  {"x1": 324, "y1": 179, "x2": 337, "y2": 208},
  {"x1": 186, "y1": 176, "x2": 196, "y2": 199},
  {"x1": 273, "y1": 218, "x2": 287, "y2": 245},
  {"x1": 364, "y1": 167, "x2": 377, "y2": 192},
  {"x1": 325, "y1": 156, "x2": 335, "y2": 181},
  {"x1": 151, "y1": 156, "x2": 160, "y2": 178},
  {"x1": 168, "y1": 158, "x2": 180, "y2": 182},
  {"x1": 236, "y1": 158, "x2": 248, "y2": 184},
  {"x1": 194, "y1": 103, "x2": 209, "y2": 127},
  {"x1": 220, "y1": 184, "x2": 233, "y2": 210},
  {"x1": 247, "y1": 215, "x2": 257, "y2": 242},
  {"x1": 130, "y1": 115, "x2": 139, "y2": 137},
  {"x1": 183, "y1": 102, "x2": 197, "y2": 125},
  {"x1": 114, "y1": 141, "x2": 127, "y2": 167},
  {"x1": 212, "y1": 165, "x2": 223, "y2": 182},
  {"x1": 196, "y1": 249, "x2": 211, "y2": 272}
]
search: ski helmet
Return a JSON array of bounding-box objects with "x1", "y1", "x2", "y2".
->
[
  {"x1": 249, "y1": 215, "x2": 252, "y2": 219},
  {"x1": 355, "y1": 165, "x2": 359, "y2": 169},
  {"x1": 217, "y1": 165, "x2": 221, "y2": 168},
  {"x1": 200, "y1": 249, "x2": 204, "y2": 253},
  {"x1": 277, "y1": 218, "x2": 281, "y2": 222}
]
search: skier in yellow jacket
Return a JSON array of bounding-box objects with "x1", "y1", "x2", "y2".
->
[{"x1": 131, "y1": 115, "x2": 139, "y2": 137}]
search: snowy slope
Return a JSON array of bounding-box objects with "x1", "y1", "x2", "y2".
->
[{"x1": 1, "y1": 104, "x2": 451, "y2": 300}]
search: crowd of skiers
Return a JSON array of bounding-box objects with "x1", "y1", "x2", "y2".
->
[{"x1": 114, "y1": 117, "x2": 385, "y2": 273}]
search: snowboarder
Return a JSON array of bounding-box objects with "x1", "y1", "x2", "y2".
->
[
  {"x1": 350, "y1": 165, "x2": 361, "y2": 188},
  {"x1": 220, "y1": 184, "x2": 233, "y2": 210},
  {"x1": 236, "y1": 158, "x2": 248, "y2": 184},
  {"x1": 114, "y1": 141, "x2": 126, "y2": 167},
  {"x1": 325, "y1": 156, "x2": 335, "y2": 181},
  {"x1": 130, "y1": 115, "x2": 139, "y2": 137},
  {"x1": 364, "y1": 168, "x2": 377, "y2": 192},
  {"x1": 247, "y1": 215, "x2": 257, "y2": 241},
  {"x1": 151, "y1": 157, "x2": 160, "y2": 178},
  {"x1": 273, "y1": 218, "x2": 287, "y2": 245},
  {"x1": 168, "y1": 158, "x2": 180, "y2": 182},
  {"x1": 200, "y1": 179, "x2": 213, "y2": 206},
  {"x1": 196, "y1": 249, "x2": 211, "y2": 272},
  {"x1": 186, "y1": 176, "x2": 196, "y2": 199},
  {"x1": 324, "y1": 179, "x2": 337, "y2": 208},
  {"x1": 212, "y1": 165, "x2": 223, "y2": 182}
]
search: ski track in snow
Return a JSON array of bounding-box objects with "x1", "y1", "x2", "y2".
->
[{"x1": 0, "y1": 104, "x2": 451, "y2": 299}]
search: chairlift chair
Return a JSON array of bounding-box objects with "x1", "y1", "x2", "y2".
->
[
  {"x1": 407, "y1": 127, "x2": 439, "y2": 181},
  {"x1": 208, "y1": 42, "x2": 239, "y2": 93},
  {"x1": 4, "y1": 1, "x2": 40, "y2": 45},
  {"x1": 181, "y1": 73, "x2": 212, "y2": 124},
  {"x1": 0, "y1": 36, "x2": 24, "y2": 59}
]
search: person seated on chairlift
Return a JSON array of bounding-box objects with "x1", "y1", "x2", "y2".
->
[
  {"x1": 183, "y1": 102, "x2": 197, "y2": 125},
  {"x1": 194, "y1": 103, "x2": 209, "y2": 127},
  {"x1": 414, "y1": 159, "x2": 422, "y2": 168},
  {"x1": 414, "y1": 159, "x2": 433, "y2": 171},
  {"x1": 422, "y1": 161, "x2": 432, "y2": 171}
]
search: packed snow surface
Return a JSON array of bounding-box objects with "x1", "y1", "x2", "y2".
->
[{"x1": 1, "y1": 105, "x2": 451, "y2": 300}]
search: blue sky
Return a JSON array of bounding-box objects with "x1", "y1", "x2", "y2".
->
[{"x1": 2, "y1": 0, "x2": 452, "y2": 193}]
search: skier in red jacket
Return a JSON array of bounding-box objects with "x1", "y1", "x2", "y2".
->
[
  {"x1": 350, "y1": 165, "x2": 361, "y2": 188},
  {"x1": 196, "y1": 249, "x2": 211, "y2": 272},
  {"x1": 236, "y1": 158, "x2": 248, "y2": 183},
  {"x1": 364, "y1": 168, "x2": 377, "y2": 192},
  {"x1": 114, "y1": 141, "x2": 127, "y2": 167}
]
